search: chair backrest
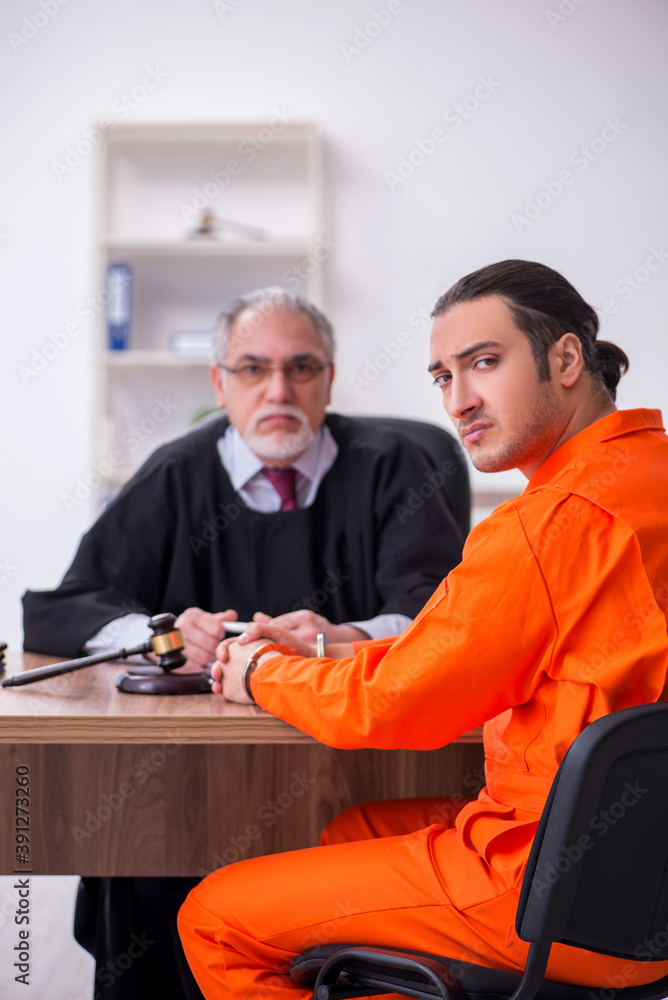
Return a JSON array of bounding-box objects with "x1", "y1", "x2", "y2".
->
[
  {"x1": 353, "y1": 415, "x2": 471, "y2": 539},
  {"x1": 517, "y1": 701, "x2": 668, "y2": 961}
]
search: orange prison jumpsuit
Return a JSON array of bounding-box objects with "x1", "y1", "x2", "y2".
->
[{"x1": 179, "y1": 409, "x2": 668, "y2": 998}]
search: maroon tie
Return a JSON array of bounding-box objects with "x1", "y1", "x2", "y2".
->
[{"x1": 262, "y1": 467, "x2": 298, "y2": 511}]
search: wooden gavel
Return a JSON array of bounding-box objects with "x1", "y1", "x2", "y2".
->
[{"x1": 2, "y1": 613, "x2": 188, "y2": 689}]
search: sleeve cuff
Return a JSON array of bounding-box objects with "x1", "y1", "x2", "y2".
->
[
  {"x1": 344, "y1": 612, "x2": 411, "y2": 641},
  {"x1": 83, "y1": 613, "x2": 151, "y2": 660}
]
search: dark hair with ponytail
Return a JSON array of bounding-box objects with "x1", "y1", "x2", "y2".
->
[{"x1": 432, "y1": 260, "x2": 629, "y2": 400}]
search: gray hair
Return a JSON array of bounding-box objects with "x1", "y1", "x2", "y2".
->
[{"x1": 212, "y1": 287, "x2": 335, "y2": 364}]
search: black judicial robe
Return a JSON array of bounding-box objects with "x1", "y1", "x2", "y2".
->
[{"x1": 23, "y1": 413, "x2": 464, "y2": 656}]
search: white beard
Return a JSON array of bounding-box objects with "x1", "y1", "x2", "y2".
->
[{"x1": 243, "y1": 405, "x2": 316, "y2": 464}]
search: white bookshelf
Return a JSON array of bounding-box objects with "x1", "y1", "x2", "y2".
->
[{"x1": 94, "y1": 121, "x2": 324, "y2": 503}]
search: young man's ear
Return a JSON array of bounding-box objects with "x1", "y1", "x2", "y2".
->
[
  {"x1": 552, "y1": 333, "x2": 584, "y2": 388},
  {"x1": 210, "y1": 365, "x2": 226, "y2": 408}
]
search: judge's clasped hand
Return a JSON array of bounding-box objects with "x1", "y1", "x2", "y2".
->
[
  {"x1": 247, "y1": 608, "x2": 369, "y2": 644},
  {"x1": 173, "y1": 608, "x2": 239, "y2": 670}
]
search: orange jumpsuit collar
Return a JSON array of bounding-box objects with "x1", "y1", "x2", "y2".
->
[{"x1": 527, "y1": 408, "x2": 664, "y2": 492}]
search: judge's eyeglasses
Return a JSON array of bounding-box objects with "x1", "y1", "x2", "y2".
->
[{"x1": 219, "y1": 360, "x2": 331, "y2": 386}]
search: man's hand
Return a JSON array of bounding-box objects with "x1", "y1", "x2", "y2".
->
[
  {"x1": 175, "y1": 608, "x2": 239, "y2": 670},
  {"x1": 210, "y1": 622, "x2": 313, "y2": 697},
  {"x1": 209, "y1": 638, "x2": 267, "y2": 702},
  {"x1": 209, "y1": 621, "x2": 357, "y2": 697},
  {"x1": 251, "y1": 609, "x2": 368, "y2": 644}
]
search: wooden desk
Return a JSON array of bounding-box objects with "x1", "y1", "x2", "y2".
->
[{"x1": 0, "y1": 652, "x2": 483, "y2": 877}]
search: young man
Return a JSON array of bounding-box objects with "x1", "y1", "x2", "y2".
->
[
  {"x1": 179, "y1": 261, "x2": 668, "y2": 996},
  {"x1": 23, "y1": 288, "x2": 465, "y2": 1000}
]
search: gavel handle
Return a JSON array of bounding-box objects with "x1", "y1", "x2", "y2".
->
[{"x1": 1, "y1": 642, "x2": 152, "y2": 688}]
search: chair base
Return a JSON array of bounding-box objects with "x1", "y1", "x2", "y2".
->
[{"x1": 291, "y1": 945, "x2": 590, "y2": 1000}]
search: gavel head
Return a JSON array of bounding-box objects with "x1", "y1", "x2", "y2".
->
[{"x1": 147, "y1": 613, "x2": 187, "y2": 672}]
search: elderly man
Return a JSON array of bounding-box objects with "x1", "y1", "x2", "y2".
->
[
  {"x1": 179, "y1": 262, "x2": 668, "y2": 997},
  {"x1": 23, "y1": 288, "x2": 463, "y2": 663},
  {"x1": 22, "y1": 287, "x2": 465, "y2": 1000}
]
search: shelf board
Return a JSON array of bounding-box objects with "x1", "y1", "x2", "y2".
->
[
  {"x1": 99, "y1": 351, "x2": 212, "y2": 368},
  {"x1": 104, "y1": 121, "x2": 318, "y2": 144},
  {"x1": 101, "y1": 237, "x2": 315, "y2": 257}
]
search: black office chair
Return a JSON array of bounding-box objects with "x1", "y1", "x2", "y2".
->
[
  {"x1": 353, "y1": 415, "x2": 471, "y2": 539},
  {"x1": 291, "y1": 701, "x2": 668, "y2": 1000}
]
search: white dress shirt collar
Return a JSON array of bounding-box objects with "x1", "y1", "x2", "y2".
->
[{"x1": 217, "y1": 422, "x2": 338, "y2": 511}]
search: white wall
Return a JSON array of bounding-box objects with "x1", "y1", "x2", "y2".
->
[
  {"x1": 2, "y1": 0, "x2": 668, "y2": 647},
  {"x1": 0, "y1": 0, "x2": 666, "y2": 994}
]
